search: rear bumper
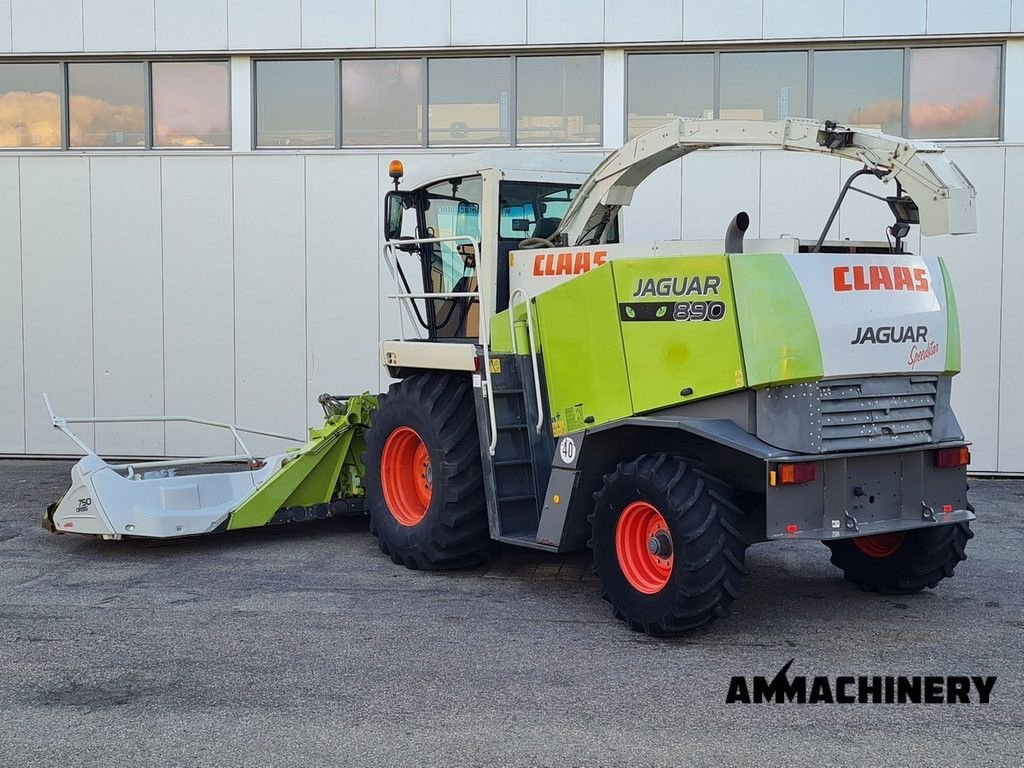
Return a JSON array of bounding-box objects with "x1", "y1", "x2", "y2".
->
[{"x1": 764, "y1": 445, "x2": 973, "y2": 541}]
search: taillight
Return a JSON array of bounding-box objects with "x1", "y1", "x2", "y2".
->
[
  {"x1": 771, "y1": 462, "x2": 817, "y2": 486},
  {"x1": 936, "y1": 446, "x2": 970, "y2": 469}
]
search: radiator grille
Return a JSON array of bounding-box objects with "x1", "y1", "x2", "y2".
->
[{"x1": 817, "y1": 377, "x2": 937, "y2": 452}]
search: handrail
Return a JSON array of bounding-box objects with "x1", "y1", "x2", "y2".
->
[
  {"x1": 381, "y1": 235, "x2": 499, "y2": 456},
  {"x1": 508, "y1": 289, "x2": 545, "y2": 435},
  {"x1": 43, "y1": 392, "x2": 303, "y2": 463}
]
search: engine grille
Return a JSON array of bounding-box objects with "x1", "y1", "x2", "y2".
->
[
  {"x1": 756, "y1": 375, "x2": 944, "y2": 454},
  {"x1": 817, "y1": 377, "x2": 937, "y2": 452}
]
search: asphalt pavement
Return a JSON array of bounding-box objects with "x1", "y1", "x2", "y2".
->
[{"x1": 0, "y1": 459, "x2": 1021, "y2": 767}]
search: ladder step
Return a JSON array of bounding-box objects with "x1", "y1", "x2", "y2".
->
[
  {"x1": 494, "y1": 458, "x2": 532, "y2": 467},
  {"x1": 496, "y1": 423, "x2": 527, "y2": 430},
  {"x1": 497, "y1": 493, "x2": 537, "y2": 504},
  {"x1": 493, "y1": 387, "x2": 525, "y2": 395}
]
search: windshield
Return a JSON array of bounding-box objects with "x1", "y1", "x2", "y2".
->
[{"x1": 499, "y1": 181, "x2": 578, "y2": 241}]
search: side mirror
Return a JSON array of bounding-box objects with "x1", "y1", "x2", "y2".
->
[{"x1": 384, "y1": 191, "x2": 411, "y2": 241}]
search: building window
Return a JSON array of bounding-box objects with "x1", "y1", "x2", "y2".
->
[
  {"x1": 68, "y1": 62, "x2": 146, "y2": 148},
  {"x1": 908, "y1": 46, "x2": 1001, "y2": 139},
  {"x1": 152, "y1": 61, "x2": 230, "y2": 148},
  {"x1": 342, "y1": 59, "x2": 423, "y2": 147},
  {"x1": 428, "y1": 57, "x2": 512, "y2": 146},
  {"x1": 0, "y1": 63, "x2": 62, "y2": 148},
  {"x1": 255, "y1": 60, "x2": 336, "y2": 148},
  {"x1": 720, "y1": 51, "x2": 808, "y2": 121},
  {"x1": 626, "y1": 53, "x2": 714, "y2": 139},
  {"x1": 516, "y1": 55, "x2": 602, "y2": 145},
  {"x1": 812, "y1": 49, "x2": 903, "y2": 135}
]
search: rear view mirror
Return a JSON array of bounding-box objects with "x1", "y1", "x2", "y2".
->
[{"x1": 384, "y1": 192, "x2": 411, "y2": 241}]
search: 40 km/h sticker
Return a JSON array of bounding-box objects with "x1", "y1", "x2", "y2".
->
[{"x1": 619, "y1": 300, "x2": 727, "y2": 322}]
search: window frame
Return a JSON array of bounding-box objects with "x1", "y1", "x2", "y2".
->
[
  {"x1": 252, "y1": 57, "x2": 340, "y2": 150},
  {"x1": 513, "y1": 52, "x2": 604, "y2": 147}
]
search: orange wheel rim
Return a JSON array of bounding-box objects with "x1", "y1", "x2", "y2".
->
[
  {"x1": 853, "y1": 532, "x2": 905, "y2": 558},
  {"x1": 381, "y1": 426, "x2": 432, "y2": 526},
  {"x1": 615, "y1": 501, "x2": 674, "y2": 594}
]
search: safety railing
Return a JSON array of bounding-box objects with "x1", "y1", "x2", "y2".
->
[
  {"x1": 508, "y1": 288, "x2": 545, "y2": 435},
  {"x1": 43, "y1": 393, "x2": 304, "y2": 472},
  {"x1": 382, "y1": 235, "x2": 500, "y2": 455}
]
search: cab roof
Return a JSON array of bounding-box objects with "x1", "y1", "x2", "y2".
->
[{"x1": 399, "y1": 150, "x2": 602, "y2": 192}]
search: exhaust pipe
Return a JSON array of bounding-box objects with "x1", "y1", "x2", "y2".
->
[{"x1": 725, "y1": 211, "x2": 749, "y2": 253}]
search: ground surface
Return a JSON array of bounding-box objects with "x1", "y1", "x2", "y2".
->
[{"x1": 0, "y1": 460, "x2": 1021, "y2": 767}]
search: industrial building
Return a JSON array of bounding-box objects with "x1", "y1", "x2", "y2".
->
[{"x1": 0, "y1": 0, "x2": 1021, "y2": 473}]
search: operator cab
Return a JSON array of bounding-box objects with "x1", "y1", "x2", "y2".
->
[{"x1": 383, "y1": 152, "x2": 613, "y2": 341}]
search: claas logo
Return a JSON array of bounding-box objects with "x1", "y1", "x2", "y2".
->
[
  {"x1": 532, "y1": 250, "x2": 607, "y2": 276},
  {"x1": 833, "y1": 265, "x2": 929, "y2": 292}
]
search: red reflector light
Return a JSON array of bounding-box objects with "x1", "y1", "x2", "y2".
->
[
  {"x1": 786, "y1": 524, "x2": 799, "y2": 534},
  {"x1": 936, "y1": 447, "x2": 970, "y2": 469},
  {"x1": 778, "y1": 462, "x2": 816, "y2": 485}
]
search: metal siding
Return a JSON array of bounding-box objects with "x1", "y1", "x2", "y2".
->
[
  {"x1": 161, "y1": 156, "x2": 235, "y2": 457},
  {"x1": 622, "y1": 163, "x2": 682, "y2": 241},
  {"x1": 0, "y1": 159, "x2": 24, "y2": 452},
  {"x1": 90, "y1": 157, "x2": 164, "y2": 456},
  {"x1": 1004, "y1": 40, "x2": 1024, "y2": 143},
  {"x1": 11, "y1": 0, "x2": 83, "y2": 53},
  {"x1": 0, "y1": 0, "x2": 11, "y2": 52},
  {"x1": 301, "y1": 0, "x2": 374, "y2": 49},
  {"x1": 604, "y1": 0, "x2": 682, "y2": 43},
  {"x1": 763, "y1": 0, "x2": 844, "y2": 39},
  {"x1": 155, "y1": 0, "x2": 228, "y2": 51},
  {"x1": 376, "y1": 0, "x2": 450, "y2": 48},
  {"x1": 998, "y1": 148, "x2": 1024, "y2": 473},
  {"x1": 683, "y1": 0, "x2": 763, "y2": 41},
  {"x1": 304, "y1": 155, "x2": 382, "y2": 427},
  {"x1": 843, "y1": 0, "x2": 926, "y2": 37},
  {"x1": 20, "y1": 157, "x2": 93, "y2": 454},
  {"x1": 451, "y1": 0, "x2": 526, "y2": 46},
  {"x1": 527, "y1": 0, "x2": 603, "y2": 45},
  {"x1": 227, "y1": 0, "x2": 301, "y2": 50},
  {"x1": 83, "y1": 0, "x2": 155, "y2": 52},
  {"x1": 232, "y1": 155, "x2": 307, "y2": 455},
  {"x1": 925, "y1": 0, "x2": 1012, "y2": 34},
  {"x1": 759, "y1": 151, "x2": 841, "y2": 241},
  {"x1": 1015, "y1": 0, "x2": 1024, "y2": 31},
  {"x1": 920, "y1": 147, "x2": 1005, "y2": 473},
  {"x1": 680, "y1": 151, "x2": 763, "y2": 240}
]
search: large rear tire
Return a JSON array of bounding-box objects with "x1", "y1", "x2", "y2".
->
[
  {"x1": 363, "y1": 372, "x2": 493, "y2": 569},
  {"x1": 591, "y1": 454, "x2": 750, "y2": 634},
  {"x1": 825, "y1": 523, "x2": 973, "y2": 594}
]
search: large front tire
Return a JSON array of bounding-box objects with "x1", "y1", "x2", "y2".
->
[
  {"x1": 363, "y1": 372, "x2": 493, "y2": 569},
  {"x1": 825, "y1": 523, "x2": 973, "y2": 594},
  {"x1": 591, "y1": 454, "x2": 750, "y2": 634}
]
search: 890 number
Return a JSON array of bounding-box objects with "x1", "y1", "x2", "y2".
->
[{"x1": 673, "y1": 300, "x2": 727, "y2": 322}]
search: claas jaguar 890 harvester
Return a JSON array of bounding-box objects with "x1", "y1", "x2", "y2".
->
[{"x1": 46, "y1": 118, "x2": 978, "y2": 634}]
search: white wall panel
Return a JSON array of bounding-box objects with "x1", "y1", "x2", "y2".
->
[
  {"x1": 302, "y1": 0, "x2": 374, "y2": 49},
  {"x1": 680, "y1": 151, "x2": 762, "y2": 240},
  {"x1": 623, "y1": 163, "x2": 681, "y2": 242},
  {"x1": 90, "y1": 158, "x2": 163, "y2": 456},
  {"x1": 0, "y1": 159, "x2": 24, "y2": 452},
  {"x1": 376, "y1": 0, "x2": 450, "y2": 48},
  {"x1": 527, "y1": 0, "x2": 602, "y2": 44},
  {"x1": 451, "y1": 0, "x2": 526, "y2": 46},
  {"x1": 844, "y1": 0, "x2": 926, "y2": 37},
  {"x1": 305, "y1": 155, "x2": 381, "y2": 426},
  {"x1": 605, "y1": 0, "x2": 682, "y2": 43},
  {"x1": 227, "y1": 0, "x2": 300, "y2": 50},
  {"x1": 0, "y1": 0, "x2": 12, "y2": 52},
  {"x1": 998, "y1": 148, "x2": 1023, "y2": 472},
  {"x1": 1014, "y1": 0, "x2": 1024, "y2": 31},
  {"x1": 926, "y1": 0, "x2": 1011, "y2": 34},
  {"x1": 1003, "y1": 40, "x2": 1024, "y2": 143},
  {"x1": 83, "y1": 0, "x2": 154, "y2": 52},
  {"x1": 156, "y1": 0, "x2": 228, "y2": 51},
  {"x1": 920, "y1": 148, "x2": 1004, "y2": 472},
  {"x1": 161, "y1": 156, "x2": 235, "y2": 457},
  {"x1": 20, "y1": 157, "x2": 92, "y2": 454},
  {"x1": 11, "y1": 0, "x2": 82, "y2": 52},
  {"x1": 232, "y1": 156, "x2": 307, "y2": 455},
  {"x1": 760, "y1": 151, "x2": 840, "y2": 241},
  {"x1": 763, "y1": 0, "x2": 844, "y2": 39},
  {"x1": 683, "y1": 0, "x2": 762, "y2": 41}
]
